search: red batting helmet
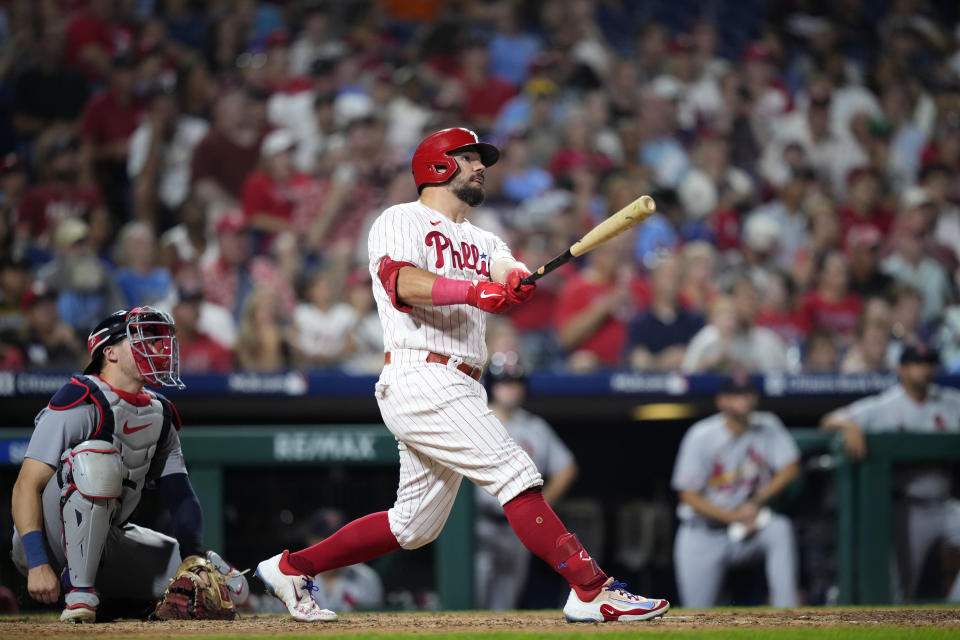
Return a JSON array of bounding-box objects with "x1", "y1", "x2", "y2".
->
[{"x1": 411, "y1": 127, "x2": 499, "y2": 193}]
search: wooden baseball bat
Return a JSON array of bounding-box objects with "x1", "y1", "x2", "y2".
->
[{"x1": 520, "y1": 195, "x2": 656, "y2": 285}]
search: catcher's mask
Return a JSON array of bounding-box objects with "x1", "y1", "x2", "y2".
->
[
  {"x1": 411, "y1": 127, "x2": 499, "y2": 193},
  {"x1": 84, "y1": 306, "x2": 184, "y2": 389}
]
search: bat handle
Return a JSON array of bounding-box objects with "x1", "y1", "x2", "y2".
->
[{"x1": 520, "y1": 272, "x2": 543, "y2": 286}]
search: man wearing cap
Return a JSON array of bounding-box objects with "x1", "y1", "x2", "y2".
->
[
  {"x1": 16, "y1": 136, "x2": 107, "y2": 254},
  {"x1": 241, "y1": 128, "x2": 321, "y2": 249},
  {"x1": 672, "y1": 375, "x2": 801, "y2": 607},
  {"x1": 200, "y1": 210, "x2": 295, "y2": 320},
  {"x1": 822, "y1": 344, "x2": 960, "y2": 603},
  {"x1": 12, "y1": 281, "x2": 85, "y2": 370},
  {"x1": 35, "y1": 217, "x2": 126, "y2": 334},
  {"x1": 10, "y1": 306, "x2": 246, "y2": 622}
]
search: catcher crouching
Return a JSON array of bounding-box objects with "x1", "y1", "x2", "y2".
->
[{"x1": 10, "y1": 307, "x2": 247, "y2": 622}]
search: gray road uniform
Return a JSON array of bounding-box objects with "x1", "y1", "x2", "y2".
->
[
  {"x1": 474, "y1": 408, "x2": 575, "y2": 610},
  {"x1": 834, "y1": 383, "x2": 960, "y2": 602},
  {"x1": 671, "y1": 411, "x2": 800, "y2": 608},
  {"x1": 11, "y1": 374, "x2": 187, "y2": 603}
]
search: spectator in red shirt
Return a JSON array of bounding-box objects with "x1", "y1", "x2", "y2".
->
[
  {"x1": 457, "y1": 34, "x2": 516, "y2": 134},
  {"x1": 755, "y1": 270, "x2": 806, "y2": 347},
  {"x1": 64, "y1": 0, "x2": 119, "y2": 82},
  {"x1": 191, "y1": 89, "x2": 263, "y2": 214},
  {"x1": 242, "y1": 129, "x2": 321, "y2": 251},
  {"x1": 16, "y1": 135, "x2": 109, "y2": 258},
  {"x1": 172, "y1": 287, "x2": 233, "y2": 373},
  {"x1": 555, "y1": 234, "x2": 649, "y2": 372},
  {"x1": 201, "y1": 211, "x2": 295, "y2": 321},
  {"x1": 504, "y1": 232, "x2": 571, "y2": 369},
  {"x1": 79, "y1": 53, "x2": 146, "y2": 217},
  {"x1": 547, "y1": 109, "x2": 614, "y2": 181},
  {"x1": 838, "y1": 167, "x2": 893, "y2": 243},
  {"x1": 800, "y1": 250, "x2": 863, "y2": 342}
]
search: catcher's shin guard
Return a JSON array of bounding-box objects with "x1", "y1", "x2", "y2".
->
[{"x1": 59, "y1": 442, "x2": 123, "y2": 590}]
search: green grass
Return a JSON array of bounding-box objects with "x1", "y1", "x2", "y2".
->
[{"x1": 127, "y1": 631, "x2": 958, "y2": 640}]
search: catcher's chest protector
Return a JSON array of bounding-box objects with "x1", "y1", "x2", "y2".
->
[{"x1": 69, "y1": 376, "x2": 175, "y2": 523}]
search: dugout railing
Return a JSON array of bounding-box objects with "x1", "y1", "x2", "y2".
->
[
  {"x1": 831, "y1": 432, "x2": 960, "y2": 604},
  {"x1": 1, "y1": 427, "x2": 957, "y2": 607}
]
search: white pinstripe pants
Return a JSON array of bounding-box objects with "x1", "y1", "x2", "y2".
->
[{"x1": 375, "y1": 350, "x2": 543, "y2": 550}]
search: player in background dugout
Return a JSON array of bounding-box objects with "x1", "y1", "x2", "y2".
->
[{"x1": 822, "y1": 344, "x2": 960, "y2": 603}]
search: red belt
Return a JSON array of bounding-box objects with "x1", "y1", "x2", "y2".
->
[{"x1": 384, "y1": 351, "x2": 483, "y2": 381}]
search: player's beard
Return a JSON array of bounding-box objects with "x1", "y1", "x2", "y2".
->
[{"x1": 452, "y1": 178, "x2": 485, "y2": 207}]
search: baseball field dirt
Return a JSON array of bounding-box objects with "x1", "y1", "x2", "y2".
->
[{"x1": 0, "y1": 608, "x2": 958, "y2": 639}]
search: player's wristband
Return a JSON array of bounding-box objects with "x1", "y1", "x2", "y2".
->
[
  {"x1": 22, "y1": 530, "x2": 48, "y2": 569},
  {"x1": 431, "y1": 277, "x2": 473, "y2": 306}
]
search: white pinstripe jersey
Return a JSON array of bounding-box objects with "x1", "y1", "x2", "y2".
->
[{"x1": 367, "y1": 200, "x2": 513, "y2": 367}]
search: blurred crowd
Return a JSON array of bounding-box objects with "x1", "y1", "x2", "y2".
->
[{"x1": 2, "y1": 0, "x2": 960, "y2": 376}]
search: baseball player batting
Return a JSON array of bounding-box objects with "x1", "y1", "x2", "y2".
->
[
  {"x1": 10, "y1": 307, "x2": 247, "y2": 622},
  {"x1": 256, "y1": 127, "x2": 669, "y2": 623}
]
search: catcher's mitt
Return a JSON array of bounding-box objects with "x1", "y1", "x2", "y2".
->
[{"x1": 151, "y1": 555, "x2": 237, "y2": 620}]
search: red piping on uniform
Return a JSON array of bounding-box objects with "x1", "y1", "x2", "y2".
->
[
  {"x1": 87, "y1": 392, "x2": 107, "y2": 440},
  {"x1": 48, "y1": 378, "x2": 91, "y2": 411},
  {"x1": 90, "y1": 374, "x2": 152, "y2": 407}
]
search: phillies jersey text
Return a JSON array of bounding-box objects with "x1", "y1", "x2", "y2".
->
[{"x1": 368, "y1": 201, "x2": 513, "y2": 366}]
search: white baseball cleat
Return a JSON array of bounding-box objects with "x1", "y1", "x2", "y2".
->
[
  {"x1": 563, "y1": 578, "x2": 669, "y2": 622},
  {"x1": 60, "y1": 588, "x2": 98, "y2": 623},
  {"x1": 255, "y1": 552, "x2": 338, "y2": 622}
]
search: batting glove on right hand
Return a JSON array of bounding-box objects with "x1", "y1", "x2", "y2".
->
[
  {"x1": 466, "y1": 281, "x2": 513, "y2": 314},
  {"x1": 505, "y1": 268, "x2": 536, "y2": 304}
]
